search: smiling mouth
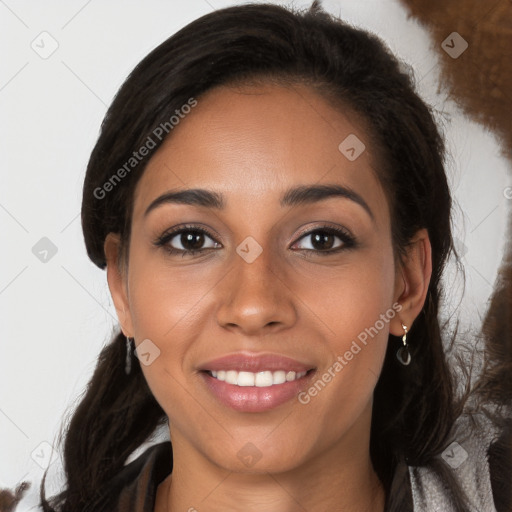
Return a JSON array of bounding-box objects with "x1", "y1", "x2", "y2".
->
[{"x1": 203, "y1": 369, "x2": 314, "y2": 387}]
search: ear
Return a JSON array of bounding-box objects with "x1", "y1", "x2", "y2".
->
[
  {"x1": 390, "y1": 228, "x2": 432, "y2": 336},
  {"x1": 104, "y1": 232, "x2": 134, "y2": 338}
]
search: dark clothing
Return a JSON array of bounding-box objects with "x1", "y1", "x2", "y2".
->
[{"x1": 112, "y1": 442, "x2": 172, "y2": 512}]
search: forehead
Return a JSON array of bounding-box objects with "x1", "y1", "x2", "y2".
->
[{"x1": 132, "y1": 82, "x2": 388, "y2": 221}]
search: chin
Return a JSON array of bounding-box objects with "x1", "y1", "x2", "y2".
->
[{"x1": 207, "y1": 444, "x2": 306, "y2": 475}]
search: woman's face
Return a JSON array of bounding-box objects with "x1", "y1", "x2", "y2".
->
[{"x1": 108, "y1": 82, "x2": 410, "y2": 474}]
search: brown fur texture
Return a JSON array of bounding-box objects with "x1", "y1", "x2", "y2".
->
[
  {"x1": 399, "y1": 0, "x2": 512, "y2": 155},
  {"x1": 0, "y1": 482, "x2": 30, "y2": 512}
]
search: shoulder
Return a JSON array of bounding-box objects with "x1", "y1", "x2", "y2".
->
[
  {"x1": 9, "y1": 442, "x2": 173, "y2": 512},
  {"x1": 408, "y1": 411, "x2": 511, "y2": 512},
  {"x1": 104, "y1": 441, "x2": 173, "y2": 512}
]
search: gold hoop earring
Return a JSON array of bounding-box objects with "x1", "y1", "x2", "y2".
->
[{"x1": 396, "y1": 323, "x2": 411, "y2": 366}]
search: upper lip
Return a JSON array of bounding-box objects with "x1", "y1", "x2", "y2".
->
[{"x1": 198, "y1": 352, "x2": 315, "y2": 373}]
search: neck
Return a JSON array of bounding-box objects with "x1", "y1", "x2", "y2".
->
[
  {"x1": 159, "y1": 461, "x2": 385, "y2": 512},
  {"x1": 155, "y1": 431, "x2": 385, "y2": 512}
]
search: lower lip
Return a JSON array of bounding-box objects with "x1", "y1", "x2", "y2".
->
[{"x1": 200, "y1": 371, "x2": 315, "y2": 412}]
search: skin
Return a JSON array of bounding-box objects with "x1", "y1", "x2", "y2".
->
[{"x1": 104, "y1": 82, "x2": 432, "y2": 512}]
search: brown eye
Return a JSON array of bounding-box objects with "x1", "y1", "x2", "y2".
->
[
  {"x1": 154, "y1": 225, "x2": 221, "y2": 257},
  {"x1": 292, "y1": 226, "x2": 356, "y2": 255}
]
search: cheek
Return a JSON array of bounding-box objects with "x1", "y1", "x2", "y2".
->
[
  {"x1": 127, "y1": 247, "x2": 214, "y2": 339},
  {"x1": 293, "y1": 244, "x2": 396, "y2": 414},
  {"x1": 124, "y1": 255, "x2": 193, "y2": 389},
  {"x1": 295, "y1": 243, "x2": 396, "y2": 348}
]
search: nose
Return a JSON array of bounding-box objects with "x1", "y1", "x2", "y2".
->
[{"x1": 215, "y1": 244, "x2": 297, "y2": 337}]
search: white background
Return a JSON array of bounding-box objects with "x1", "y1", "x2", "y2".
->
[{"x1": 1, "y1": 0, "x2": 510, "y2": 509}]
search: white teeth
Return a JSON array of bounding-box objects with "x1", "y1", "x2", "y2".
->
[
  {"x1": 238, "y1": 371, "x2": 255, "y2": 386},
  {"x1": 272, "y1": 370, "x2": 286, "y2": 385},
  {"x1": 255, "y1": 371, "x2": 273, "y2": 387},
  {"x1": 286, "y1": 371, "x2": 296, "y2": 382},
  {"x1": 208, "y1": 369, "x2": 308, "y2": 387},
  {"x1": 226, "y1": 370, "x2": 238, "y2": 385}
]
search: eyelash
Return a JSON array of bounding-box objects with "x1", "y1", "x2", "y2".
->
[{"x1": 153, "y1": 223, "x2": 357, "y2": 258}]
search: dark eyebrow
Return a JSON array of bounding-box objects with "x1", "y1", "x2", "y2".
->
[
  {"x1": 144, "y1": 184, "x2": 374, "y2": 222},
  {"x1": 280, "y1": 184, "x2": 374, "y2": 221}
]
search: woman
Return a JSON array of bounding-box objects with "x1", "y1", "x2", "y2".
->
[{"x1": 33, "y1": 1, "x2": 511, "y2": 511}]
